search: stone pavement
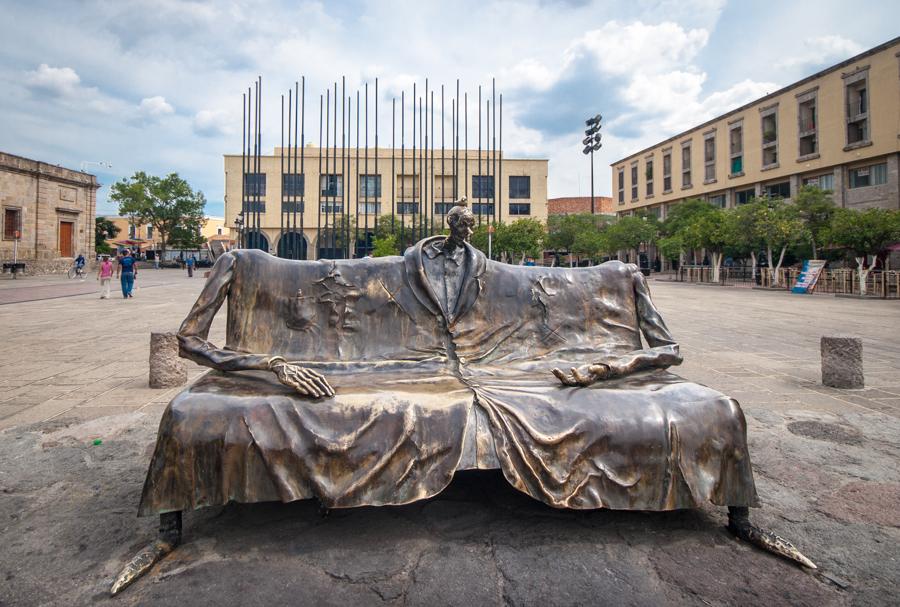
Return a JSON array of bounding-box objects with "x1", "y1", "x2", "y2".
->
[{"x1": 0, "y1": 276, "x2": 898, "y2": 605}]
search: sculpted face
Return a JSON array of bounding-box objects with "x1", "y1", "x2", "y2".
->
[{"x1": 447, "y1": 207, "x2": 475, "y2": 244}]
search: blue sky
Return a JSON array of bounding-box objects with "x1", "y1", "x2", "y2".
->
[{"x1": 1, "y1": 0, "x2": 898, "y2": 219}]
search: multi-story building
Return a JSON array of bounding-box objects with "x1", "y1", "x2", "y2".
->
[
  {"x1": 102, "y1": 215, "x2": 229, "y2": 256},
  {"x1": 611, "y1": 37, "x2": 900, "y2": 223},
  {"x1": 223, "y1": 147, "x2": 548, "y2": 259},
  {"x1": 1, "y1": 151, "x2": 99, "y2": 272}
]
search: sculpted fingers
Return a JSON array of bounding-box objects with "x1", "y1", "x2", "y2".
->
[
  {"x1": 571, "y1": 367, "x2": 592, "y2": 386},
  {"x1": 552, "y1": 367, "x2": 573, "y2": 386}
]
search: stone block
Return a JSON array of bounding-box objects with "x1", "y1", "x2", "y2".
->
[
  {"x1": 821, "y1": 336, "x2": 864, "y2": 389},
  {"x1": 149, "y1": 332, "x2": 187, "y2": 389}
]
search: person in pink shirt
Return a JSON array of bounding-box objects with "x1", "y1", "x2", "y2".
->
[{"x1": 97, "y1": 255, "x2": 114, "y2": 299}]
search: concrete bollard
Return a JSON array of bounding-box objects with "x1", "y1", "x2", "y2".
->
[
  {"x1": 821, "y1": 336, "x2": 864, "y2": 389},
  {"x1": 149, "y1": 332, "x2": 187, "y2": 389}
]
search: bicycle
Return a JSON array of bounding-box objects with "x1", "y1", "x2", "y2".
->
[{"x1": 67, "y1": 264, "x2": 87, "y2": 279}]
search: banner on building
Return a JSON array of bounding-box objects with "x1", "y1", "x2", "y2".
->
[{"x1": 792, "y1": 260, "x2": 826, "y2": 294}]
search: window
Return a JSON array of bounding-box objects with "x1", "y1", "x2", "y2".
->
[
  {"x1": 509, "y1": 203, "x2": 531, "y2": 216},
  {"x1": 630, "y1": 164, "x2": 638, "y2": 200},
  {"x1": 729, "y1": 123, "x2": 743, "y2": 175},
  {"x1": 681, "y1": 143, "x2": 692, "y2": 188},
  {"x1": 703, "y1": 133, "x2": 716, "y2": 182},
  {"x1": 797, "y1": 90, "x2": 817, "y2": 157},
  {"x1": 319, "y1": 201, "x2": 343, "y2": 213},
  {"x1": 764, "y1": 182, "x2": 790, "y2": 199},
  {"x1": 217, "y1": 227, "x2": 223, "y2": 235},
  {"x1": 320, "y1": 174, "x2": 343, "y2": 197},
  {"x1": 617, "y1": 169, "x2": 625, "y2": 203},
  {"x1": 146, "y1": 226, "x2": 153, "y2": 239},
  {"x1": 397, "y1": 202, "x2": 419, "y2": 214},
  {"x1": 849, "y1": 163, "x2": 887, "y2": 188},
  {"x1": 662, "y1": 153, "x2": 672, "y2": 192},
  {"x1": 244, "y1": 173, "x2": 266, "y2": 196},
  {"x1": 434, "y1": 202, "x2": 454, "y2": 215},
  {"x1": 283, "y1": 200, "x2": 304, "y2": 213},
  {"x1": 761, "y1": 106, "x2": 778, "y2": 167},
  {"x1": 735, "y1": 188, "x2": 755, "y2": 205},
  {"x1": 845, "y1": 70, "x2": 870, "y2": 146},
  {"x1": 645, "y1": 159, "x2": 654, "y2": 196},
  {"x1": 709, "y1": 194, "x2": 726, "y2": 208},
  {"x1": 472, "y1": 203, "x2": 495, "y2": 215},
  {"x1": 472, "y1": 175, "x2": 494, "y2": 198},
  {"x1": 359, "y1": 201, "x2": 381, "y2": 214},
  {"x1": 3, "y1": 208, "x2": 21, "y2": 240},
  {"x1": 282, "y1": 173, "x2": 304, "y2": 197},
  {"x1": 508, "y1": 176, "x2": 531, "y2": 199},
  {"x1": 359, "y1": 174, "x2": 381, "y2": 198},
  {"x1": 803, "y1": 174, "x2": 834, "y2": 191},
  {"x1": 246, "y1": 200, "x2": 266, "y2": 213},
  {"x1": 128, "y1": 224, "x2": 136, "y2": 238}
]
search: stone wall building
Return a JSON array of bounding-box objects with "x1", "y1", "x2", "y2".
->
[
  {"x1": 1, "y1": 151, "x2": 99, "y2": 272},
  {"x1": 611, "y1": 37, "x2": 900, "y2": 219}
]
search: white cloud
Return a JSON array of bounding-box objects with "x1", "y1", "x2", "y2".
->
[
  {"x1": 778, "y1": 35, "x2": 865, "y2": 69},
  {"x1": 138, "y1": 96, "x2": 174, "y2": 119},
  {"x1": 25, "y1": 64, "x2": 81, "y2": 97},
  {"x1": 193, "y1": 109, "x2": 231, "y2": 138}
]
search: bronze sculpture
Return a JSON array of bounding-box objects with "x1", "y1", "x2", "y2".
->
[{"x1": 112, "y1": 199, "x2": 814, "y2": 595}]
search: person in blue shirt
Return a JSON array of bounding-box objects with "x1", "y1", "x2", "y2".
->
[
  {"x1": 186, "y1": 254, "x2": 196, "y2": 277},
  {"x1": 117, "y1": 250, "x2": 138, "y2": 298}
]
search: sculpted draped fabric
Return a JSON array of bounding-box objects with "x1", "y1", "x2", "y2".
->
[{"x1": 138, "y1": 238, "x2": 758, "y2": 516}]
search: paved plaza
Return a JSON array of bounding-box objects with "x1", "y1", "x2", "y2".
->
[{"x1": 1, "y1": 272, "x2": 899, "y2": 605}]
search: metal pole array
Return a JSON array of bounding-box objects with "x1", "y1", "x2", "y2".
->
[{"x1": 240, "y1": 76, "x2": 505, "y2": 260}]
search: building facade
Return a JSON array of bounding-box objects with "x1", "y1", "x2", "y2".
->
[
  {"x1": 1, "y1": 151, "x2": 98, "y2": 270},
  {"x1": 548, "y1": 196, "x2": 614, "y2": 216},
  {"x1": 611, "y1": 37, "x2": 900, "y2": 221},
  {"x1": 101, "y1": 215, "x2": 229, "y2": 256},
  {"x1": 223, "y1": 147, "x2": 548, "y2": 258}
]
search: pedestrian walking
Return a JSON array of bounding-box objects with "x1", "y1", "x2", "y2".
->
[
  {"x1": 97, "y1": 255, "x2": 114, "y2": 299},
  {"x1": 186, "y1": 254, "x2": 196, "y2": 278},
  {"x1": 117, "y1": 250, "x2": 138, "y2": 298}
]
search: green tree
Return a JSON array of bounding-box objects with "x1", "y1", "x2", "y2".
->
[
  {"x1": 679, "y1": 206, "x2": 735, "y2": 282},
  {"x1": 571, "y1": 228, "x2": 608, "y2": 263},
  {"x1": 496, "y1": 218, "x2": 545, "y2": 263},
  {"x1": 792, "y1": 185, "x2": 835, "y2": 258},
  {"x1": 547, "y1": 213, "x2": 608, "y2": 266},
  {"x1": 825, "y1": 208, "x2": 900, "y2": 296},
  {"x1": 169, "y1": 219, "x2": 207, "y2": 251},
  {"x1": 748, "y1": 197, "x2": 808, "y2": 286},
  {"x1": 109, "y1": 172, "x2": 206, "y2": 257},
  {"x1": 660, "y1": 198, "x2": 714, "y2": 265},
  {"x1": 95, "y1": 216, "x2": 120, "y2": 254},
  {"x1": 371, "y1": 235, "x2": 398, "y2": 257},
  {"x1": 605, "y1": 215, "x2": 657, "y2": 264},
  {"x1": 730, "y1": 201, "x2": 766, "y2": 281}
]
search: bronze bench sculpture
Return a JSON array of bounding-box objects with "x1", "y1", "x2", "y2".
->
[{"x1": 112, "y1": 200, "x2": 814, "y2": 594}]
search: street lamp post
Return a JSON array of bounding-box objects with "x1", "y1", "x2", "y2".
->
[
  {"x1": 80, "y1": 161, "x2": 112, "y2": 173},
  {"x1": 234, "y1": 215, "x2": 244, "y2": 249},
  {"x1": 582, "y1": 115, "x2": 602, "y2": 214}
]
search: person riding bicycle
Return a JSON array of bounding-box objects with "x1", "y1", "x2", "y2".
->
[{"x1": 75, "y1": 254, "x2": 86, "y2": 271}]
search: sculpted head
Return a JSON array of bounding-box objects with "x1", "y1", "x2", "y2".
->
[{"x1": 446, "y1": 197, "x2": 475, "y2": 245}]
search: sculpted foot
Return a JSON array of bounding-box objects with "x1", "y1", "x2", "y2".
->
[
  {"x1": 727, "y1": 507, "x2": 816, "y2": 569},
  {"x1": 110, "y1": 511, "x2": 182, "y2": 595}
]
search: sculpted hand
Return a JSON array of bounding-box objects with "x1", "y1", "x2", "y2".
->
[
  {"x1": 552, "y1": 363, "x2": 611, "y2": 387},
  {"x1": 268, "y1": 357, "x2": 335, "y2": 398}
]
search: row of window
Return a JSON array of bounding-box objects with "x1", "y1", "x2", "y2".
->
[
  {"x1": 617, "y1": 67, "x2": 877, "y2": 204},
  {"x1": 240, "y1": 201, "x2": 532, "y2": 216},
  {"x1": 244, "y1": 173, "x2": 532, "y2": 199}
]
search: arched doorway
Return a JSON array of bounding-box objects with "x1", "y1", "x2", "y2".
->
[
  {"x1": 317, "y1": 229, "x2": 346, "y2": 260},
  {"x1": 244, "y1": 231, "x2": 269, "y2": 252},
  {"x1": 277, "y1": 232, "x2": 308, "y2": 260}
]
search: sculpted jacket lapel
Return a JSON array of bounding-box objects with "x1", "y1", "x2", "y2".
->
[{"x1": 403, "y1": 237, "x2": 486, "y2": 326}]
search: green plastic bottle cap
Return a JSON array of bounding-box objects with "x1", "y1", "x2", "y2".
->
[{"x1": 93, "y1": 439, "x2": 102, "y2": 446}]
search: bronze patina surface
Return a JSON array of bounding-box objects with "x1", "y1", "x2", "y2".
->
[{"x1": 141, "y1": 202, "x2": 757, "y2": 513}]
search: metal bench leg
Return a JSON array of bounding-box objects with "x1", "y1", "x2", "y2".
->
[
  {"x1": 110, "y1": 511, "x2": 182, "y2": 595},
  {"x1": 727, "y1": 506, "x2": 816, "y2": 569}
]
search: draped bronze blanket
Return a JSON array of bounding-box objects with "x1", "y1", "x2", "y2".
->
[{"x1": 138, "y1": 238, "x2": 758, "y2": 516}]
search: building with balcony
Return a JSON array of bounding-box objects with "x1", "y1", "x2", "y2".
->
[
  {"x1": 611, "y1": 37, "x2": 900, "y2": 222},
  {"x1": 223, "y1": 147, "x2": 548, "y2": 259}
]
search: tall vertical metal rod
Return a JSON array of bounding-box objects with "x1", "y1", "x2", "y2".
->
[
  {"x1": 486, "y1": 98, "x2": 491, "y2": 227},
  {"x1": 477, "y1": 85, "x2": 482, "y2": 226},
  {"x1": 450, "y1": 98, "x2": 455, "y2": 226},
  {"x1": 332, "y1": 82, "x2": 337, "y2": 258},
  {"x1": 411, "y1": 84, "x2": 416, "y2": 242},
  {"x1": 418, "y1": 94, "x2": 423, "y2": 240},
  {"x1": 430, "y1": 89, "x2": 435, "y2": 235},
  {"x1": 391, "y1": 96, "x2": 395, "y2": 233},
  {"x1": 424, "y1": 79, "x2": 429, "y2": 237},
  {"x1": 280, "y1": 93, "x2": 285, "y2": 254},
  {"x1": 365, "y1": 82, "x2": 369, "y2": 255},
  {"x1": 455, "y1": 79, "x2": 460, "y2": 201},
  {"x1": 355, "y1": 89, "x2": 361, "y2": 257},
  {"x1": 499, "y1": 92, "x2": 503, "y2": 232},
  {"x1": 316, "y1": 94, "x2": 323, "y2": 259},
  {"x1": 492, "y1": 77, "x2": 497, "y2": 224},
  {"x1": 323, "y1": 89, "x2": 330, "y2": 258},
  {"x1": 254, "y1": 78, "x2": 260, "y2": 248},
  {"x1": 441, "y1": 85, "x2": 445, "y2": 228},
  {"x1": 257, "y1": 77, "x2": 263, "y2": 248},
  {"x1": 374, "y1": 78, "x2": 379, "y2": 242},
  {"x1": 341, "y1": 78, "x2": 346, "y2": 259},
  {"x1": 464, "y1": 92, "x2": 468, "y2": 199},
  {"x1": 299, "y1": 78, "x2": 305, "y2": 259},
  {"x1": 401, "y1": 91, "x2": 405, "y2": 244}
]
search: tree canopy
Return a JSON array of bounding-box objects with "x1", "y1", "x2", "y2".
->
[
  {"x1": 109, "y1": 172, "x2": 207, "y2": 255},
  {"x1": 95, "y1": 216, "x2": 120, "y2": 254}
]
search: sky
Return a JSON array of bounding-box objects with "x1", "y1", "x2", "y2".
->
[{"x1": 1, "y1": 0, "x2": 898, "y2": 219}]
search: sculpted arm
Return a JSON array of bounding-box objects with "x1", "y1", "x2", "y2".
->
[
  {"x1": 553, "y1": 267, "x2": 682, "y2": 387},
  {"x1": 177, "y1": 252, "x2": 334, "y2": 398}
]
